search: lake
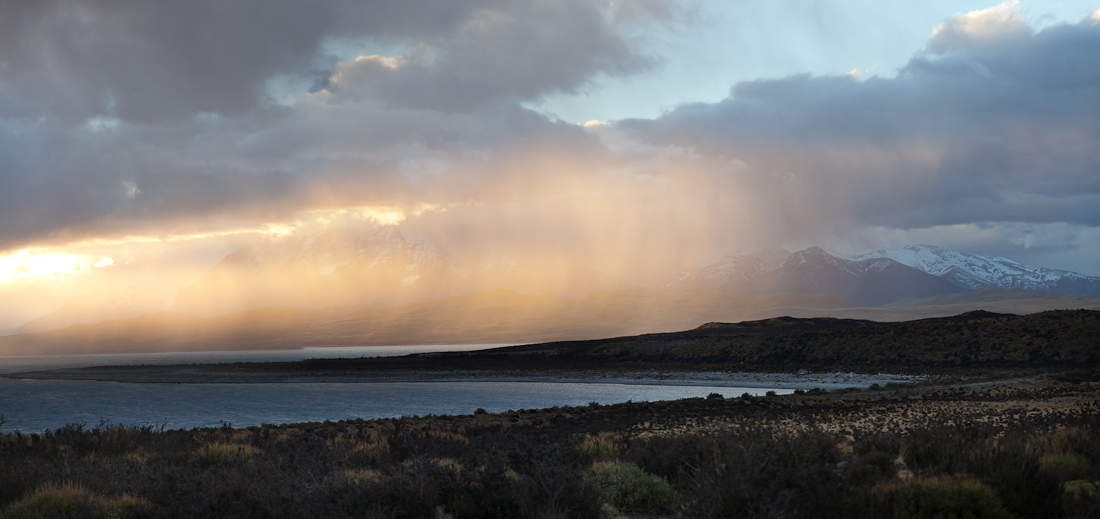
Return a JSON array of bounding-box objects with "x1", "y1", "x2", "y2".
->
[{"x1": 0, "y1": 346, "x2": 793, "y2": 432}]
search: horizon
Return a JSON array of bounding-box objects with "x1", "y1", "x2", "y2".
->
[{"x1": 3, "y1": 1, "x2": 1100, "y2": 329}]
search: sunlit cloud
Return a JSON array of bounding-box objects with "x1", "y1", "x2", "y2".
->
[
  {"x1": 0, "y1": 250, "x2": 98, "y2": 282},
  {"x1": 0, "y1": 0, "x2": 1098, "y2": 332},
  {"x1": 65, "y1": 225, "x2": 295, "y2": 249}
]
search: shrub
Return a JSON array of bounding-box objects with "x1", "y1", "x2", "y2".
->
[
  {"x1": 587, "y1": 461, "x2": 678, "y2": 513},
  {"x1": 474, "y1": 408, "x2": 488, "y2": 415},
  {"x1": 331, "y1": 469, "x2": 385, "y2": 489},
  {"x1": 4, "y1": 481, "x2": 147, "y2": 519},
  {"x1": 1062, "y1": 480, "x2": 1100, "y2": 519},
  {"x1": 877, "y1": 474, "x2": 1014, "y2": 519},
  {"x1": 707, "y1": 392, "x2": 724, "y2": 400},
  {"x1": 581, "y1": 432, "x2": 622, "y2": 460},
  {"x1": 1039, "y1": 454, "x2": 1091, "y2": 481},
  {"x1": 192, "y1": 442, "x2": 260, "y2": 468}
]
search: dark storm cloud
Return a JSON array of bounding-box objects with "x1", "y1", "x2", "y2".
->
[
  {"x1": 0, "y1": 0, "x2": 513, "y2": 123},
  {"x1": 0, "y1": 0, "x2": 660, "y2": 248},
  {"x1": 0, "y1": 0, "x2": 654, "y2": 122},
  {"x1": 619, "y1": 13, "x2": 1100, "y2": 235},
  {"x1": 324, "y1": 0, "x2": 656, "y2": 111}
]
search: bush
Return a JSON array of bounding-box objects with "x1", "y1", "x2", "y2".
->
[
  {"x1": 877, "y1": 474, "x2": 1014, "y2": 519},
  {"x1": 4, "y1": 481, "x2": 147, "y2": 519},
  {"x1": 192, "y1": 442, "x2": 260, "y2": 468},
  {"x1": 587, "y1": 461, "x2": 678, "y2": 513},
  {"x1": 581, "y1": 432, "x2": 621, "y2": 460},
  {"x1": 1039, "y1": 454, "x2": 1091, "y2": 481},
  {"x1": 1062, "y1": 480, "x2": 1100, "y2": 519},
  {"x1": 707, "y1": 392, "x2": 723, "y2": 400}
]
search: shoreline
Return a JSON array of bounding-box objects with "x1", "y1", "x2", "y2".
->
[{"x1": 1, "y1": 366, "x2": 922, "y2": 389}]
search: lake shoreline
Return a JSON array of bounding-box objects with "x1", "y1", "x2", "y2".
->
[{"x1": 2, "y1": 366, "x2": 922, "y2": 389}]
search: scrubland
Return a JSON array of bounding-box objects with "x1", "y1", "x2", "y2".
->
[{"x1": 2, "y1": 375, "x2": 1098, "y2": 518}]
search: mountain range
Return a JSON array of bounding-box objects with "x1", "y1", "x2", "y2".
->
[
  {"x1": 668, "y1": 245, "x2": 1100, "y2": 307},
  {"x1": 10, "y1": 223, "x2": 1100, "y2": 337},
  {"x1": 844, "y1": 244, "x2": 1100, "y2": 294}
]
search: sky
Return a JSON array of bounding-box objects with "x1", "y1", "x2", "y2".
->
[{"x1": 1, "y1": 0, "x2": 1099, "y2": 328}]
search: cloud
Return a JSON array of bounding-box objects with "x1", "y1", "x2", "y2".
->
[
  {"x1": 0, "y1": 0, "x2": 654, "y2": 123},
  {"x1": 321, "y1": 0, "x2": 654, "y2": 111},
  {"x1": 0, "y1": 0, "x2": 666, "y2": 251},
  {"x1": 2, "y1": 0, "x2": 1099, "y2": 287},
  {"x1": 619, "y1": 9, "x2": 1100, "y2": 243},
  {"x1": 928, "y1": 1, "x2": 1031, "y2": 53}
]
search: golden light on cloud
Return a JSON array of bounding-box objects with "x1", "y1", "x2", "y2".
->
[
  {"x1": 66, "y1": 224, "x2": 297, "y2": 249},
  {"x1": 0, "y1": 206, "x2": 422, "y2": 286},
  {"x1": 299, "y1": 204, "x2": 448, "y2": 227},
  {"x1": 348, "y1": 207, "x2": 406, "y2": 225}
]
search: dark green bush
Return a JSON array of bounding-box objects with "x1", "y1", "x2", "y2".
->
[
  {"x1": 587, "y1": 461, "x2": 677, "y2": 513},
  {"x1": 877, "y1": 474, "x2": 1014, "y2": 519}
]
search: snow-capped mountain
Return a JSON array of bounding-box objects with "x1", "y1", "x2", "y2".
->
[
  {"x1": 15, "y1": 285, "x2": 168, "y2": 334},
  {"x1": 669, "y1": 246, "x2": 961, "y2": 306},
  {"x1": 844, "y1": 245, "x2": 1100, "y2": 294},
  {"x1": 673, "y1": 244, "x2": 1100, "y2": 306}
]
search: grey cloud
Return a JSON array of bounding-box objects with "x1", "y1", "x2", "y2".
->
[
  {"x1": 0, "y1": 116, "x2": 303, "y2": 246},
  {"x1": 619, "y1": 16, "x2": 1100, "y2": 237},
  {"x1": 608, "y1": 0, "x2": 687, "y2": 23},
  {"x1": 323, "y1": 0, "x2": 654, "y2": 111},
  {"x1": 0, "y1": 85, "x2": 610, "y2": 250},
  {"x1": 0, "y1": 0, "x2": 659, "y2": 249},
  {"x1": 0, "y1": 0, "x2": 654, "y2": 123}
]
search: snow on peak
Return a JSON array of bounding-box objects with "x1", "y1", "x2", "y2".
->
[{"x1": 843, "y1": 244, "x2": 1098, "y2": 291}]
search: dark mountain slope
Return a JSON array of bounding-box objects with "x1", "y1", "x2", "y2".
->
[{"x1": 261, "y1": 309, "x2": 1100, "y2": 375}]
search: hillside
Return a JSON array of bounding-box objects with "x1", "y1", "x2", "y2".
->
[{"x1": 221, "y1": 309, "x2": 1100, "y2": 376}]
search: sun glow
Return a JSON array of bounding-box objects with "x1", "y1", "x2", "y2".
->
[
  {"x1": 351, "y1": 207, "x2": 406, "y2": 225},
  {"x1": 0, "y1": 250, "x2": 100, "y2": 282},
  {"x1": 0, "y1": 207, "x2": 416, "y2": 286}
]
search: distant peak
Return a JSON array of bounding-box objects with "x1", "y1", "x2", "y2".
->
[{"x1": 792, "y1": 246, "x2": 832, "y2": 258}]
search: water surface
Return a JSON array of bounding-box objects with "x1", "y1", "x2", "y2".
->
[{"x1": 0, "y1": 346, "x2": 792, "y2": 432}]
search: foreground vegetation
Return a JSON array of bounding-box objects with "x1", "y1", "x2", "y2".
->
[{"x1": 2, "y1": 377, "x2": 1098, "y2": 518}]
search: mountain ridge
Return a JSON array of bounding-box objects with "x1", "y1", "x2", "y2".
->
[
  {"x1": 668, "y1": 246, "x2": 963, "y2": 306},
  {"x1": 844, "y1": 244, "x2": 1100, "y2": 293}
]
